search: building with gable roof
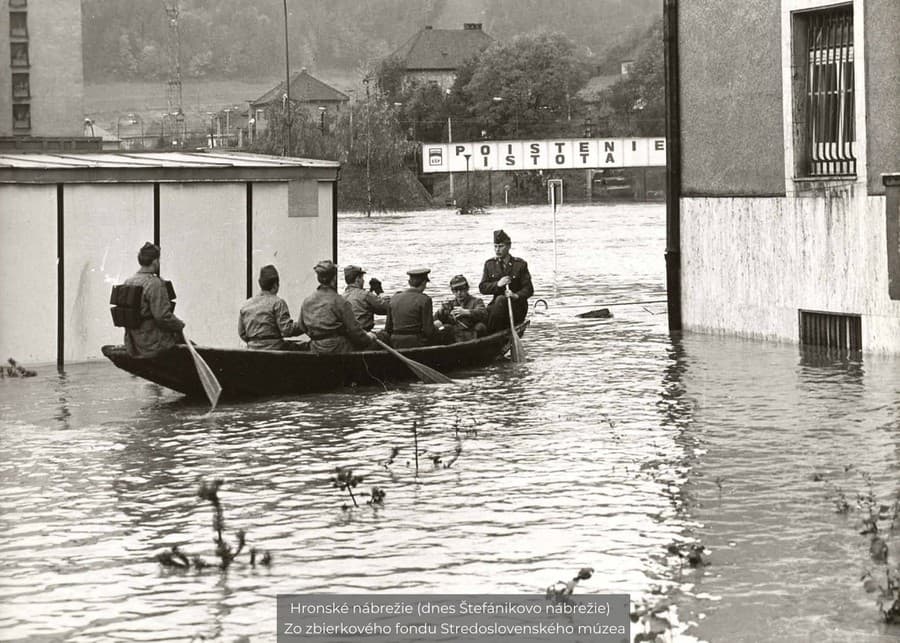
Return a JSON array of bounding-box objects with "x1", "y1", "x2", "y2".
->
[
  {"x1": 388, "y1": 23, "x2": 494, "y2": 90},
  {"x1": 249, "y1": 68, "x2": 349, "y2": 137}
]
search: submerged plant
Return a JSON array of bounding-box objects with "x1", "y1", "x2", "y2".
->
[
  {"x1": 155, "y1": 478, "x2": 270, "y2": 571},
  {"x1": 331, "y1": 467, "x2": 363, "y2": 509},
  {"x1": 367, "y1": 487, "x2": 386, "y2": 506}
]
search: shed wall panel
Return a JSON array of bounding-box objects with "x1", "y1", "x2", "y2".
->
[
  {"x1": 250, "y1": 182, "x2": 322, "y2": 316},
  {"x1": 63, "y1": 184, "x2": 154, "y2": 361},
  {"x1": 0, "y1": 185, "x2": 57, "y2": 362},
  {"x1": 679, "y1": 1, "x2": 785, "y2": 195},
  {"x1": 160, "y1": 183, "x2": 247, "y2": 348}
]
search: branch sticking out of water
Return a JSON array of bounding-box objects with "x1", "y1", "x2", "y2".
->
[
  {"x1": 2, "y1": 358, "x2": 36, "y2": 378},
  {"x1": 331, "y1": 467, "x2": 362, "y2": 508},
  {"x1": 155, "y1": 479, "x2": 270, "y2": 572}
]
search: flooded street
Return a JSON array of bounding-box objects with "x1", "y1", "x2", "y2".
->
[{"x1": 1, "y1": 203, "x2": 898, "y2": 642}]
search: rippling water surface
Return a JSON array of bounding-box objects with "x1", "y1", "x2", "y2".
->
[{"x1": 1, "y1": 204, "x2": 898, "y2": 642}]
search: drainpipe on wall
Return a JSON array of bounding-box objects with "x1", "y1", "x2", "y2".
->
[{"x1": 664, "y1": 0, "x2": 683, "y2": 332}]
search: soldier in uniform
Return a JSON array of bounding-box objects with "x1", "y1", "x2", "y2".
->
[
  {"x1": 342, "y1": 264, "x2": 389, "y2": 331},
  {"x1": 123, "y1": 242, "x2": 185, "y2": 357},
  {"x1": 435, "y1": 274, "x2": 488, "y2": 342},
  {"x1": 385, "y1": 268, "x2": 438, "y2": 348},
  {"x1": 298, "y1": 260, "x2": 377, "y2": 354},
  {"x1": 479, "y1": 229, "x2": 534, "y2": 332},
  {"x1": 238, "y1": 264, "x2": 304, "y2": 350}
]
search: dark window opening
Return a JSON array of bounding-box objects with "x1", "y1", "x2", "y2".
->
[
  {"x1": 12, "y1": 103, "x2": 31, "y2": 130},
  {"x1": 12, "y1": 73, "x2": 29, "y2": 99},
  {"x1": 11, "y1": 42, "x2": 29, "y2": 67},
  {"x1": 10, "y1": 12, "x2": 28, "y2": 38}
]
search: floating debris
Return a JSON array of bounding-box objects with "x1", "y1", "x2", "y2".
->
[{"x1": 2, "y1": 358, "x2": 36, "y2": 378}]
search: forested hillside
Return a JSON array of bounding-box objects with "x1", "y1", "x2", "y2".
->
[{"x1": 81, "y1": 0, "x2": 659, "y2": 82}]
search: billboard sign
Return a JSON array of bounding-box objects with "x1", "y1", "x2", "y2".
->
[{"x1": 421, "y1": 138, "x2": 666, "y2": 173}]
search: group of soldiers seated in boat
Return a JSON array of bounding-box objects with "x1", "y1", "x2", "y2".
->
[{"x1": 114, "y1": 229, "x2": 532, "y2": 357}]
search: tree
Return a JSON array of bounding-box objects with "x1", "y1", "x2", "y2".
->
[
  {"x1": 599, "y1": 19, "x2": 664, "y2": 136},
  {"x1": 375, "y1": 56, "x2": 406, "y2": 104},
  {"x1": 252, "y1": 97, "x2": 429, "y2": 213},
  {"x1": 460, "y1": 32, "x2": 590, "y2": 139}
]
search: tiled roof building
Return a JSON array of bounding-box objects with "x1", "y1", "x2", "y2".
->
[{"x1": 389, "y1": 23, "x2": 494, "y2": 90}]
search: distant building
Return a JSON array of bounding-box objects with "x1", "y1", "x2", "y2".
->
[
  {"x1": 0, "y1": 0, "x2": 87, "y2": 140},
  {"x1": 673, "y1": 0, "x2": 900, "y2": 353},
  {"x1": 249, "y1": 69, "x2": 349, "y2": 137},
  {"x1": 388, "y1": 23, "x2": 494, "y2": 90}
]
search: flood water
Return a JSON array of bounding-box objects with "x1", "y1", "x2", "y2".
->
[{"x1": 1, "y1": 204, "x2": 898, "y2": 642}]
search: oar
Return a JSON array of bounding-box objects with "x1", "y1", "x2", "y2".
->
[
  {"x1": 374, "y1": 339, "x2": 456, "y2": 385},
  {"x1": 505, "y1": 287, "x2": 526, "y2": 363},
  {"x1": 184, "y1": 334, "x2": 222, "y2": 409}
]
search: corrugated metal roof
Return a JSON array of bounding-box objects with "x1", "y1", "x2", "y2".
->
[{"x1": 0, "y1": 151, "x2": 339, "y2": 170}]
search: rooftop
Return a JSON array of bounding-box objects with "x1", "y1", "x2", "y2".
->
[
  {"x1": 390, "y1": 24, "x2": 494, "y2": 71},
  {"x1": 0, "y1": 151, "x2": 339, "y2": 183},
  {"x1": 251, "y1": 70, "x2": 350, "y2": 108}
]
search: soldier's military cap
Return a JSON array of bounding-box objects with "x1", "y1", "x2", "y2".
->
[
  {"x1": 406, "y1": 267, "x2": 431, "y2": 282},
  {"x1": 313, "y1": 259, "x2": 337, "y2": 277},
  {"x1": 493, "y1": 229, "x2": 511, "y2": 244},
  {"x1": 344, "y1": 264, "x2": 366, "y2": 280},
  {"x1": 449, "y1": 274, "x2": 469, "y2": 289}
]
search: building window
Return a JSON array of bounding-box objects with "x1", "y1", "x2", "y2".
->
[
  {"x1": 12, "y1": 73, "x2": 29, "y2": 99},
  {"x1": 10, "y1": 11, "x2": 28, "y2": 38},
  {"x1": 12, "y1": 104, "x2": 30, "y2": 130},
  {"x1": 9, "y1": 0, "x2": 27, "y2": 8},
  {"x1": 793, "y1": 5, "x2": 855, "y2": 177},
  {"x1": 10, "y1": 42, "x2": 28, "y2": 67}
]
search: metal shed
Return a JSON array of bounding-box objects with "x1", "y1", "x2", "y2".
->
[{"x1": 0, "y1": 151, "x2": 340, "y2": 365}]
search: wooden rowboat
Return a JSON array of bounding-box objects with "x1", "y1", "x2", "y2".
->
[{"x1": 101, "y1": 322, "x2": 528, "y2": 399}]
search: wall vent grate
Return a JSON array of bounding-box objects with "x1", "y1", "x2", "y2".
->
[{"x1": 799, "y1": 310, "x2": 862, "y2": 351}]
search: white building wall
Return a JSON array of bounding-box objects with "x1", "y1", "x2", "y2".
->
[
  {"x1": 64, "y1": 184, "x2": 154, "y2": 361},
  {"x1": 681, "y1": 190, "x2": 900, "y2": 353},
  {"x1": 0, "y1": 185, "x2": 57, "y2": 363}
]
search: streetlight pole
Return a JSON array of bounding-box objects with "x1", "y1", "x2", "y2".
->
[
  {"x1": 282, "y1": 0, "x2": 292, "y2": 155},
  {"x1": 318, "y1": 105, "x2": 326, "y2": 134},
  {"x1": 447, "y1": 116, "x2": 454, "y2": 202},
  {"x1": 364, "y1": 76, "x2": 372, "y2": 217},
  {"x1": 464, "y1": 153, "x2": 471, "y2": 204}
]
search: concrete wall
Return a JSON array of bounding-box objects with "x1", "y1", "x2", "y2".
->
[
  {"x1": 865, "y1": 1, "x2": 900, "y2": 195},
  {"x1": 681, "y1": 190, "x2": 900, "y2": 353},
  {"x1": 679, "y1": 1, "x2": 786, "y2": 196}
]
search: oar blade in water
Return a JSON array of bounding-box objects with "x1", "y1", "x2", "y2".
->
[
  {"x1": 375, "y1": 339, "x2": 456, "y2": 385},
  {"x1": 185, "y1": 338, "x2": 222, "y2": 409}
]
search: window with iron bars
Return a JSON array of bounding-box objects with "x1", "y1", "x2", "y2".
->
[{"x1": 793, "y1": 5, "x2": 856, "y2": 177}]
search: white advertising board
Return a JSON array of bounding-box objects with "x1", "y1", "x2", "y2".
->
[{"x1": 422, "y1": 138, "x2": 666, "y2": 173}]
